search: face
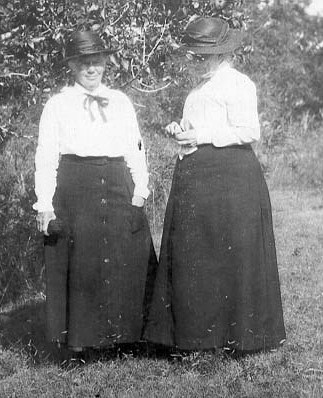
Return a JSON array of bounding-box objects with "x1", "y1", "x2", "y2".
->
[
  {"x1": 185, "y1": 52, "x2": 229, "y2": 77},
  {"x1": 185, "y1": 51, "x2": 211, "y2": 76},
  {"x1": 69, "y1": 54, "x2": 106, "y2": 91},
  {"x1": 185, "y1": 51, "x2": 207, "y2": 63}
]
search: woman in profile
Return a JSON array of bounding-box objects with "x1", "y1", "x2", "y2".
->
[{"x1": 144, "y1": 17, "x2": 286, "y2": 356}]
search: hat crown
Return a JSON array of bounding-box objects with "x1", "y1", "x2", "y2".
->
[
  {"x1": 65, "y1": 31, "x2": 107, "y2": 60},
  {"x1": 185, "y1": 17, "x2": 229, "y2": 44},
  {"x1": 180, "y1": 17, "x2": 242, "y2": 55}
]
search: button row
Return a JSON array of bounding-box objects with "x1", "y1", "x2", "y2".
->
[{"x1": 101, "y1": 177, "x2": 108, "y2": 266}]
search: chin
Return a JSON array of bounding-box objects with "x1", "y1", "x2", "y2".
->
[{"x1": 84, "y1": 81, "x2": 100, "y2": 91}]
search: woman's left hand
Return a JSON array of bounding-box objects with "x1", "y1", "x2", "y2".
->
[
  {"x1": 174, "y1": 129, "x2": 198, "y2": 147},
  {"x1": 132, "y1": 195, "x2": 145, "y2": 207}
]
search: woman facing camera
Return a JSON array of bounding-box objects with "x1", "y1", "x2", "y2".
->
[
  {"x1": 34, "y1": 31, "x2": 157, "y2": 353},
  {"x1": 144, "y1": 17, "x2": 286, "y2": 355}
]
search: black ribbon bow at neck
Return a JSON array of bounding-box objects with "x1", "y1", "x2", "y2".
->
[{"x1": 83, "y1": 93, "x2": 109, "y2": 122}]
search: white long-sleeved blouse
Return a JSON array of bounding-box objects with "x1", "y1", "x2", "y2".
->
[
  {"x1": 34, "y1": 83, "x2": 149, "y2": 212},
  {"x1": 179, "y1": 62, "x2": 260, "y2": 157}
]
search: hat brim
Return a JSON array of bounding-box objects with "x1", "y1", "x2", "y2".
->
[
  {"x1": 177, "y1": 30, "x2": 243, "y2": 55},
  {"x1": 64, "y1": 48, "x2": 119, "y2": 61}
]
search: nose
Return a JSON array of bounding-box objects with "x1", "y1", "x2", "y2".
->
[{"x1": 87, "y1": 64, "x2": 96, "y2": 73}]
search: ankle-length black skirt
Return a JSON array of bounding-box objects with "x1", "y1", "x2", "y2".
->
[
  {"x1": 144, "y1": 145, "x2": 286, "y2": 352},
  {"x1": 44, "y1": 155, "x2": 157, "y2": 349}
]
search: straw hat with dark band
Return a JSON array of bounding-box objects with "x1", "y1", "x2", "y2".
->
[
  {"x1": 65, "y1": 31, "x2": 117, "y2": 61},
  {"x1": 179, "y1": 17, "x2": 243, "y2": 55}
]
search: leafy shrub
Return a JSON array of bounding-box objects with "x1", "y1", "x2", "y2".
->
[
  {"x1": 1, "y1": 0, "x2": 323, "y2": 303},
  {"x1": 0, "y1": 132, "x2": 43, "y2": 305}
]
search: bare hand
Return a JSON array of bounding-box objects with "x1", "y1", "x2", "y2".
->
[
  {"x1": 132, "y1": 195, "x2": 145, "y2": 207},
  {"x1": 174, "y1": 129, "x2": 198, "y2": 147},
  {"x1": 165, "y1": 121, "x2": 183, "y2": 136},
  {"x1": 36, "y1": 211, "x2": 56, "y2": 236}
]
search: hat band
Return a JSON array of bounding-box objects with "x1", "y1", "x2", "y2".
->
[
  {"x1": 67, "y1": 44, "x2": 105, "y2": 55},
  {"x1": 65, "y1": 35, "x2": 108, "y2": 59},
  {"x1": 182, "y1": 35, "x2": 229, "y2": 47}
]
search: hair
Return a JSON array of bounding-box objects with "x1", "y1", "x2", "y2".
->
[
  {"x1": 68, "y1": 59, "x2": 78, "y2": 73},
  {"x1": 200, "y1": 52, "x2": 235, "y2": 77},
  {"x1": 211, "y1": 52, "x2": 235, "y2": 65},
  {"x1": 184, "y1": 50, "x2": 236, "y2": 86}
]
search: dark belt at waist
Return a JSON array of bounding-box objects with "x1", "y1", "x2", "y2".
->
[
  {"x1": 198, "y1": 143, "x2": 252, "y2": 151},
  {"x1": 61, "y1": 154, "x2": 125, "y2": 164}
]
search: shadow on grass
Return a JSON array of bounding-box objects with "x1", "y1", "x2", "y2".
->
[
  {"x1": 0, "y1": 300, "x2": 70, "y2": 365},
  {"x1": 0, "y1": 300, "x2": 175, "y2": 367},
  {"x1": 0, "y1": 299, "x2": 248, "y2": 369}
]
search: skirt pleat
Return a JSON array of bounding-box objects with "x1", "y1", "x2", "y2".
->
[{"x1": 144, "y1": 145, "x2": 286, "y2": 351}]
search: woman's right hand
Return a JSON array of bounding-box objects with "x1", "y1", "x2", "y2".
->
[
  {"x1": 36, "y1": 211, "x2": 56, "y2": 236},
  {"x1": 165, "y1": 121, "x2": 183, "y2": 136}
]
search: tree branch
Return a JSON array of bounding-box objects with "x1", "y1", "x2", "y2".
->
[
  {"x1": 145, "y1": 21, "x2": 168, "y2": 64},
  {"x1": 0, "y1": 72, "x2": 31, "y2": 78},
  {"x1": 131, "y1": 80, "x2": 172, "y2": 93},
  {"x1": 111, "y1": 3, "x2": 130, "y2": 26}
]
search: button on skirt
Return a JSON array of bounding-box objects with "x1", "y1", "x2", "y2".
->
[{"x1": 44, "y1": 155, "x2": 157, "y2": 348}]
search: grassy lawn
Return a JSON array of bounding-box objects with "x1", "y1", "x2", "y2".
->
[{"x1": 0, "y1": 189, "x2": 322, "y2": 397}]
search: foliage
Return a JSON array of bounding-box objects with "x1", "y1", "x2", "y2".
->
[
  {"x1": 0, "y1": 0, "x2": 245, "y2": 145},
  {"x1": 1, "y1": 0, "x2": 323, "y2": 143},
  {"x1": 0, "y1": 0, "x2": 323, "y2": 303},
  {"x1": 0, "y1": 128, "x2": 43, "y2": 305},
  {"x1": 243, "y1": 1, "x2": 323, "y2": 148},
  {"x1": 0, "y1": 0, "x2": 244, "y2": 302}
]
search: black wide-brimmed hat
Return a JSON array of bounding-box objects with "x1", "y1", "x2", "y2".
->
[
  {"x1": 179, "y1": 17, "x2": 243, "y2": 55},
  {"x1": 65, "y1": 31, "x2": 117, "y2": 60}
]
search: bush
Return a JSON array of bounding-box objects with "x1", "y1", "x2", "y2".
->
[
  {"x1": 0, "y1": 131, "x2": 43, "y2": 305},
  {"x1": 1, "y1": 0, "x2": 323, "y2": 304}
]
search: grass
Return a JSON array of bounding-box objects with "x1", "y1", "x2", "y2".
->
[{"x1": 0, "y1": 189, "x2": 322, "y2": 397}]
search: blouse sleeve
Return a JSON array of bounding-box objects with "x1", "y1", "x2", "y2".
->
[
  {"x1": 122, "y1": 95, "x2": 150, "y2": 199},
  {"x1": 33, "y1": 98, "x2": 60, "y2": 212},
  {"x1": 225, "y1": 77, "x2": 260, "y2": 141},
  {"x1": 195, "y1": 74, "x2": 260, "y2": 147}
]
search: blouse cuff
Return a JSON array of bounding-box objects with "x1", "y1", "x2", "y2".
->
[
  {"x1": 32, "y1": 201, "x2": 54, "y2": 213},
  {"x1": 133, "y1": 185, "x2": 150, "y2": 200},
  {"x1": 196, "y1": 128, "x2": 213, "y2": 145}
]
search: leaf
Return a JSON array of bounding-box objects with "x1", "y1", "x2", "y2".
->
[
  {"x1": 108, "y1": 54, "x2": 120, "y2": 68},
  {"x1": 92, "y1": 24, "x2": 101, "y2": 31}
]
